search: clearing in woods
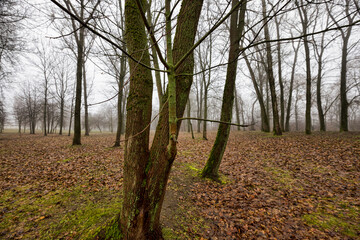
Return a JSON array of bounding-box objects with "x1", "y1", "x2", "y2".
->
[{"x1": 0, "y1": 131, "x2": 359, "y2": 239}]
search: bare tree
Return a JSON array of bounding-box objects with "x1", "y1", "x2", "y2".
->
[
  {"x1": 285, "y1": 35, "x2": 301, "y2": 132},
  {"x1": 33, "y1": 41, "x2": 54, "y2": 136},
  {"x1": 0, "y1": 0, "x2": 25, "y2": 87},
  {"x1": 202, "y1": 0, "x2": 247, "y2": 180},
  {"x1": 326, "y1": 0, "x2": 358, "y2": 131},
  {"x1": 261, "y1": 0, "x2": 282, "y2": 135},
  {"x1": 54, "y1": 55, "x2": 71, "y2": 135},
  {"x1": 296, "y1": 0, "x2": 314, "y2": 135}
]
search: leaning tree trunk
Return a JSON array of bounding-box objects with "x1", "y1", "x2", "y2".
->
[
  {"x1": 243, "y1": 54, "x2": 270, "y2": 132},
  {"x1": 202, "y1": 0, "x2": 246, "y2": 180},
  {"x1": 119, "y1": 0, "x2": 203, "y2": 238}
]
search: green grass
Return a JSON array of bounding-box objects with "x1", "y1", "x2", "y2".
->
[
  {"x1": 303, "y1": 200, "x2": 360, "y2": 238},
  {"x1": 0, "y1": 184, "x2": 122, "y2": 239}
]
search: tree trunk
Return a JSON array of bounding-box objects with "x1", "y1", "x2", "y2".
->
[
  {"x1": 316, "y1": 50, "x2": 326, "y2": 131},
  {"x1": 296, "y1": 0, "x2": 312, "y2": 135},
  {"x1": 243, "y1": 54, "x2": 270, "y2": 132},
  {"x1": 285, "y1": 39, "x2": 300, "y2": 132},
  {"x1": 340, "y1": 37, "x2": 349, "y2": 131},
  {"x1": 120, "y1": 1, "x2": 153, "y2": 237},
  {"x1": 234, "y1": 88, "x2": 241, "y2": 131},
  {"x1": 44, "y1": 84, "x2": 47, "y2": 136},
  {"x1": 187, "y1": 98, "x2": 195, "y2": 139},
  {"x1": 119, "y1": 0, "x2": 203, "y2": 238},
  {"x1": 72, "y1": 26, "x2": 85, "y2": 145},
  {"x1": 275, "y1": 17, "x2": 284, "y2": 131},
  {"x1": 196, "y1": 78, "x2": 203, "y2": 133},
  {"x1": 202, "y1": 0, "x2": 246, "y2": 180},
  {"x1": 114, "y1": 52, "x2": 126, "y2": 147},
  {"x1": 59, "y1": 98, "x2": 64, "y2": 135},
  {"x1": 261, "y1": 0, "x2": 282, "y2": 135},
  {"x1": 68, "y1": 86, "x2": 75, "y2": 136},
  {"x1": 250, "y1": 100, "x2": 256, "y2": 131},
  {"x1": 202, "y1": 87, "x2": 208, "y2": 140},
  {"x1": 83, "y1": 63, "x2": 90, "y2": 136}
]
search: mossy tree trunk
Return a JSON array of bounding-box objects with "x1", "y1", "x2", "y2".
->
[
  {"x1": 201, "y1": 0, "x2": 247, "y2": 180},
  {"x1": 120, "y1": 0, "x2": 203, "y2": 238}
]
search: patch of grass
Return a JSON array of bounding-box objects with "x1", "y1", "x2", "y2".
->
[
  {"x1": 184, "y1": 163, "x2": 232, "y2": 185},
  {"x1": 178, "y1": 150, "x2": 194, "y2": 157},
  {"x1": 58, "y1": 157, "x2": 74, "y2": 163},
  {"x1": 162, "y1": 227, "x2": 177, "y2": 239},
  {"x1": 170, "y1": 204, "x2": 209, "y2": 240},
  {"x1": 0, "y1": 185, "x2": 122, "y2": 239},
  {"x1": 303, "y1": 200, "x2": 360, "y2": 238},
  {"x1": 264, "y1": 166, "x2": 299, "y2": 190}
]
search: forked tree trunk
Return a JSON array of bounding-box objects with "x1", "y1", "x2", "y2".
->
[
  {"x1": 202, "y1": 0, "x2": 246, "y2": 180},
  {"x1": 118, "y1": 0, "x2": 203, "y2": 238}
]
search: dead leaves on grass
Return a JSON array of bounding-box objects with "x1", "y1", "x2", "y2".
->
[{"x1": 171, "y1": 132, "x2": 360, "y2": 239}]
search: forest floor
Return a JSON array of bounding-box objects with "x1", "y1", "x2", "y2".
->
[{"x1": 0, "y1": 131, "x2": 359, "y2": 239}]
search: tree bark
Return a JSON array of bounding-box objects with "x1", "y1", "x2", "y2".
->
[
  {"x1": 296, "y1": 0, "x2": 312, "y2": 135},
  {"x1": 275, "y1": 15, "x2": 285, "y2": 131},
  {"x1": 83, "y1": 63, "x2": 89, "y2": 136},
  {"x1": 243, "y1": 53, "x2": 270, "y2": 132},
  {"x1": 59, "y1": 97, "x2": 64, "y2": 135},
  {"x1": 285, "y1": 39, "x2": 300, "y2": 132},
  {"x1": 114, "y1": 52, "x2": 126, "y2": 147},
  {"x1": 326, "y1": 0, "x2": 354, "y2": 132},
  {"x1": 202, "y1": 0, "x2": 246, "y2": 180},
  {"x1": 187, "y1": 98, "x2": 195, "y2": 139},
  {"x1": 261, "y1": 0, "x2": 282, "y2": 135},
  {"x1": 119, "y1": 0, "x2": 203, "y2": 238},
  {"x1": 234, "y1": 88, "x2": 241, "y2": 131}
]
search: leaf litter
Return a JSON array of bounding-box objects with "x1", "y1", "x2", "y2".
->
[{"x1": 0, "y1": 131, "x2": 359, "y2": 239}]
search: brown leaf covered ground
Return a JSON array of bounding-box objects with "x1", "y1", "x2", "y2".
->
[{"x1": 0, "y1": 131, "x2": 359, "y2": 239}]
